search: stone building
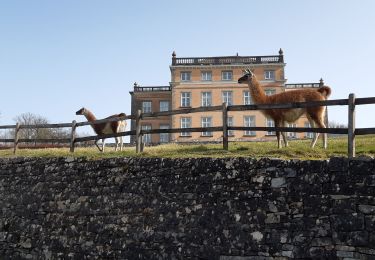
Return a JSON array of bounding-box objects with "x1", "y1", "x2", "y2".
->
[{"x1": 129, "y1": 49, "x2": 325, "y2": 144}]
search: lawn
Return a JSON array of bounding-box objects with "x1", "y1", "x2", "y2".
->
[{"x1": 0, "y1": 135, "x2": 374, "y2": 160}]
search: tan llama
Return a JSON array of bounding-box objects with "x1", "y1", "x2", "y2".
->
[
  {"x1": 76, "y1": 107, "x2": 126, "y2": 152},
  {"x1": 238, "y1": 69, "x2": 331, "y2": 149}
]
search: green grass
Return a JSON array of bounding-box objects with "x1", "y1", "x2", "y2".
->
[{"x1": 1, "y1": 135, "x2": 374, "y2": 160}]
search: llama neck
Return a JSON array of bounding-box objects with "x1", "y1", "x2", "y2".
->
[
  {"x1": 84, "y1": 110, "x2": 97, "y2": 122},
  {"x1": 248, "y1": 78, "x2": 268, "y2": 104}
]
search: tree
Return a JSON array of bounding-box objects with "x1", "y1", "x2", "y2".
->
[
  {"x1": 328, "y1": 120, "x2": 348, "y2": 137},
  {"x1": 12, "y1": 113, "x2": 70, "y2": 143}
]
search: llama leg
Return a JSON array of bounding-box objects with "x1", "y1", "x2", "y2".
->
[
  {"x1": 316, "y1": 120, "x2": 327, "y2": 149},
  {"x1": 281, "y1": 121, "x2": 289, "y2": 147},
  {"x1": 95, "y1": 140, "x2": 102, "y2": 152},
  {"x1": 309, "y1": 120, "x2": 320, "y2": 148},
  {"x1": 114, "y1": 137, "x2": 119, "y2": 151},
  {"x1": 276, "y1": 131, "x2": 282, "y2": 149},
  {"x1": 102, "y1": 139, "x2": 105, "y2": 152},
  {"x1": 120, "y1": 136, "x2": 123, "y2": 151},
  {"x1": 275, "y1": 121, "x2": 283, "y2": 148}
]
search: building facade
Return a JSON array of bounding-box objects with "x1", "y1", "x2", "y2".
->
[{"x1": 130, "y1": 49, "x2": 325, "y2": 144}]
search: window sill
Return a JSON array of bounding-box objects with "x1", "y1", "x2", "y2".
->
[
  {"x1": 179, "y1": 135, "x2": 192, "y2": 138},
  {"x1": 200, "y1": 135, "x2": 213, "y2": 137},
  {"x1": 180, "y1": 106, "x2": 192, "y2": 109}
]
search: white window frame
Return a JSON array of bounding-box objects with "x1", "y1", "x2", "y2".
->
[
  {"x1": 243, "y1": 91, "x2": 252, "y2": 105},
  {"x1": 181, "y1": 92, "x2": 191, "y2": 107},
  {"x1": 264, "y1": 70, "x2": 275, "y2": 80},
  {"x1": 201, "y1": 92, "x2": 212, "y2": 107},
  {"x1": 181, "y1": 71, "x2": 191, "y2": 81},
  {"x1": 287, "y1": 123, "x2": 297, "y2": 138},
  {"x1": 180, "y1": 117, "x2": 192, "y2": 136},
  {"x1": 222, "y1": 91, "x2": 233, "y2": 106},
  {"x1": 265, "y1": 89, "x2": 276, "y2": 96},
  {"x1": 142, "y1": 125, "x2": 152, "y2": 143},
  {"x1": 221, "y1": 71, "x2": 233, "y2": 81},
  {"x1": 142, "y1": 101, "x2": 152, "y2": 113},
  {"x1": 244, "y1": 116, "x2": 256, "y2": 136},
  {"x1": 227, "y1": 116, "x2": 234, "y2": 136},
  {"x1": 201, "y1": 71, "x2": 212, "y2": 81},
  {"x1": 201, "y1": 117, "x2": 212, "y2": 136},
  {"x1": 159, "y1": 124, "x2": 170, "y2": 143},
  {"x1": 159, "y1": 101, "x2": 169, "y2": 112},
  {"x1": 305, "y1": 122, "x2": 314, "y2": 138},
  {"x1": 266, "y1": 118, "x2": 275, "y2": 135}
]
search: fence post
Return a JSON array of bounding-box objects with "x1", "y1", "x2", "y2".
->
[
  {"x1": 13, "y1": 123, "x2": 20, "y2": 155},
  {"x1": 348, "y1": 93, "x2": 356, "y2": 158},
  {"x1": 70, "y1": 120, "x2": 77, "y2": 153},
  {"x1": 135, "y1": 109, "x2": 142, "y2": 153},
  {"x1": 222, "y1": 102, "x2": 228, "y2": 150}
]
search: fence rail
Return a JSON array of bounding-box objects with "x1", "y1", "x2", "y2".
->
[{"x1": 1, "y1": 94, "x2": 374, "y2": 158}]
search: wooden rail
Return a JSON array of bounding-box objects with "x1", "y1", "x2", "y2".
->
[{"x1": 1, "y1": 94, "x2": 374, "y2": 157}]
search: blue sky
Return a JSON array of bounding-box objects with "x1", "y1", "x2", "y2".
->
[{"x1": 1, "y1": 0, "x2": 375, "y2": 134}]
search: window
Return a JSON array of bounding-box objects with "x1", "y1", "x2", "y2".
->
[
  {"x1": 244, "y1": 116, "x2": 256, "y2": 136},
  {"x1": 227, "y1": 116, "x2": 234, "y2": 136},
  {"x1": 264, "y1": 70, "x2": 275, "y2": 80},
  {"x1": 159, "y1": 124, "x2": 169, "y2": 143},
  {"x1": 221, "y1": 71, "x2": 233, "y2": 81},
  {"x1": 181, "y1": 72, "x2": 191, "y2": 81},
  {"x1": 180, "y1": 117, "x2": 191, "y2": 136},
  {"x1": 160, "y1": 101, "x2": 169, "y2": 112},
  {"x1": 201, "y1": 71, "x2": 212, "y2": 81},
  {"x1": 222, "y1": 91, "x2": 233, "y2": 106},
  {"x1": 305, "y1": 122, "x2": 314, "y2": 138},
  {"x1": 142, "y1": 101, "x2": 152, "y2": 113},
  {"x1": 201, "y1": 117, "x2": 212, "y2": 136},
  {"x1": 181, "y1": 92, "x2": 191, "y2": 107},
  {"x1": 142, "y1": 125, "x2": 152, "y2": 143},
  {"x1": 266, "y1": 118, "x2": 275, "y2": 135},
  {"x1": 287, "y1": 123, "x2": 297, "y2": 138},
  {"x1": 265, "y1": 89, "x2": 276, "y2": 96},
  {"x1": 201, "y1": 92, "x2": 212, "y2": 107},
  {"x1": 243, "y1": 91, "x2": 252, "y2": 105}
]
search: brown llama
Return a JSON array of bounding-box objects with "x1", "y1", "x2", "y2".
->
[
  {"x1": 76, "y1": 107, "x2": 126, "y2": 152},
  {"x1": 238, "y1": 69, "x2": 331, "y2": 149}
]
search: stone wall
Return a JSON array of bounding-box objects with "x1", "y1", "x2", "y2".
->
[{"x1": 0, "y1": 156, "x2": 374, "y2": 259}]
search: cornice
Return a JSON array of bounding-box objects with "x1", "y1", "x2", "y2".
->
[{"x1": 169, "y1": 63, "x2": 286, "y2": 71}]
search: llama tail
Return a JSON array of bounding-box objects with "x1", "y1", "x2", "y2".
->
[{"x1": 317, "y1": 86, "x2": 331, "y2": 98}]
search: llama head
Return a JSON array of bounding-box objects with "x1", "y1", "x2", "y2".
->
[
  {"x1": 238, "y1": 69, "x2": 255, "y2": 84},
  {"x1": 76, "y1": 107, "x2": 88, "y2": 115}
]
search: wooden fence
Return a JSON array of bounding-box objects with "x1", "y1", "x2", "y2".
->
[{"x1": 1, "y1": 93, "x2": 374, "y2": 158}]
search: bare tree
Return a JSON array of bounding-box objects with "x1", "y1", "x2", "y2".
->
[
  {"x1": 12, "y1": 113, "x2": 70, "y2": 145},
  {"x1": 328, "y1": 120, "x2": 348, "y2": 137}
]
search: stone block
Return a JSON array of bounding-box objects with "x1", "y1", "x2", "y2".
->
[{"x1": 271, "y1": 177, "x2": 286, "y2": 188}]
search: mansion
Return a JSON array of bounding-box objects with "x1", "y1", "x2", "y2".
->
[{"x1": 129, "y1": 49, "x2": 326, "y2": 144}]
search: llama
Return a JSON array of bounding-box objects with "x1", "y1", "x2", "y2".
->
[
  {"x1": 76, "y1": 107, "x2": 126, "y2": 152},
  {"x1": 238, "y1": 69, "x2": 331, "y2": 149}
]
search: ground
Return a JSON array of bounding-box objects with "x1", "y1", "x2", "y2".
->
[{"x1": 1, "y1": 135, "x2": 374, "y2": 160}]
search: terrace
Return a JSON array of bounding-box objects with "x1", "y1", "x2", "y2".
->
[
  {"x1": 171, "y1": 49, "x2": 284, "y2": 66},
  {"x1": 132, "y1": 82, "x2": 171, "y2": 92},
  {"x1": 285, "y1": 79, "x2": 324, "y2": 89}
]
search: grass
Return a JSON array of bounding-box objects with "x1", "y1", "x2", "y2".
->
[{"x1": 0, "y1": 135, "x2": 374, "y2": 160}]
